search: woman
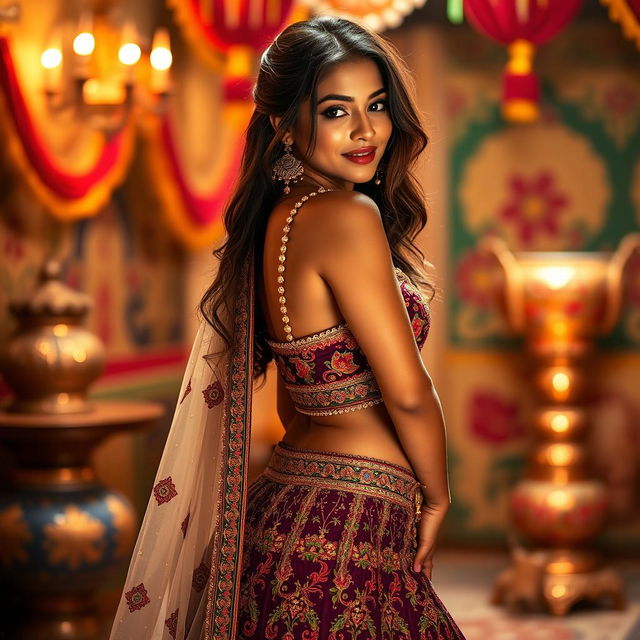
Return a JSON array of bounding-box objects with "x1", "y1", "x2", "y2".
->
[{"x1": 110, "y1": 15, "x2": 465, "y2": 640}]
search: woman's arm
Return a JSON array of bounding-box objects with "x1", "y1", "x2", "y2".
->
[{"x1": 308, "y1": 190, "x2": 451, "y2": 576}]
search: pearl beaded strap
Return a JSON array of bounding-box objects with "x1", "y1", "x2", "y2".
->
[{"x1": 277, "y1": 185, "x2": 331, "y2": 342}]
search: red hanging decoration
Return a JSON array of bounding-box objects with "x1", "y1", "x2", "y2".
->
[
  {"x1": 168, "y1": 0, "x2": 298, "y2": 70},
  {"x1": 464, "y1": 0, "x2": 583, "y2": 122}
]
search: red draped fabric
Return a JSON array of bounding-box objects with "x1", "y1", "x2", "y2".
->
[
  {"x1": 601, "y1": 0, "x2": 640, "y2": 50},
  {"x1": 141, "y1": 81, "x2": 251, "y2": 249},
  {"x1": 0, "y1": 37, "x2": 133, "y2": 218},
  {"x1": 464, "y1": 0, "x2": 583, "y2": 121},
  {"x1": 159, "y1": 113, "x2": 243, "y2": 227}
]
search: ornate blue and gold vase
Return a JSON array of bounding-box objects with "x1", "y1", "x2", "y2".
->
[{"x1": 0, "y1": 260, "x2": 163, "y2": 639}]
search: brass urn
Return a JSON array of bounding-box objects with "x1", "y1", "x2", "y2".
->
[{"x1": 1, "y1": 260, "x2": 105, "y2": 414}]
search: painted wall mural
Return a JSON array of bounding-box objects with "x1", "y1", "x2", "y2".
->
[{"x1": 443, "y1": 19, "x2": 640, "y2": 550}]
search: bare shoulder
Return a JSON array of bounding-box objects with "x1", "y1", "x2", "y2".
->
[
  {"x1": 300, "y1": 190, "x2": 384, "y2": 242},
  {"x1": 296, "y1": 190, "x2": 391, "y2": 276},
  {"x1": 305, "y1": 189, "x2": 381, "y2": 220}
]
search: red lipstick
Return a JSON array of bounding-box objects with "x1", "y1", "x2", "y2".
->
[{"x1": 342, "y1": 145, "x2": 377, "y2": 165}]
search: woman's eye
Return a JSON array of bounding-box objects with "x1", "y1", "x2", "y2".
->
[
  {"x1": 369, "y1": 100, "x2": 388, "y2": 112},
  {"x1": 321, "y1": 105, "x2": 348, "y2": 119}
]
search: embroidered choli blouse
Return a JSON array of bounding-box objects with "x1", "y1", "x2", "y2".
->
[{"x1": 265, "y1": 188, "x2": 431, "y2": 417}]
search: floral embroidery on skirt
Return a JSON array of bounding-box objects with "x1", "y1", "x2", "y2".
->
[{"x1": 237, "y1": 441, "x2": 466, "y2": 640}]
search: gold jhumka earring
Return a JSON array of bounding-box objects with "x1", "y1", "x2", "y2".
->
[
  {"x1": 272, "y1": 141, "x2": 304, "y2": 194},
  {"x1": 374, "y1": 165, "x2": 383, "y2": 186}
]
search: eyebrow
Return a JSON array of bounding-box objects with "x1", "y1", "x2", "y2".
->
[{"x1": 317, "y1": 88, "x2": 387, "y2": 105}]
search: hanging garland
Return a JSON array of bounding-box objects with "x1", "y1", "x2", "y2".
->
[
  {"x1": 600, "y1": 0, "x2": 640, "y2": 50},
  {"x1": 140, "y1": 96, "x2": 249, "y2": 250},
  {"x1": 301, "y1": 0, "x2": 427, "y2": 31}
]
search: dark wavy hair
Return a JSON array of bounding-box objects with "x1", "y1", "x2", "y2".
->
[{"x1": 199, "y1": 15, "x2": 434, "y2": 386}]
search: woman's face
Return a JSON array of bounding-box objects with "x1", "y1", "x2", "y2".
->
[{"x1": 278, "y1": 58, "x2": 393, "y2": 191}]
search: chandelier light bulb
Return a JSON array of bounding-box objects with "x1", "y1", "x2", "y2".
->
[
  {"x1": 119, "y1": 42, "x2": 142, "y2": 66},
  {"x1": 73, "y1": 32, "x2": 95, "y2": 56},
  {"x1": 150, "y1": 27, "x2": 172, "y2": 93},
  {"x1": 151, "y1": 46, "x2": 172, "y2": 71},
  {"x1": 41, "y1": 47, "x2": 62, "y2": 69}
]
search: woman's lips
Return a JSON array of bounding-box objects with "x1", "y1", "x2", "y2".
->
[{"x1": 342, "y1": 146, "x2": 377, "y2": 165}]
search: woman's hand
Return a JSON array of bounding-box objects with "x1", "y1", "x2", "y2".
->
[{"x1": 413, "y1": 502, "x2": 449, "y2": 581}]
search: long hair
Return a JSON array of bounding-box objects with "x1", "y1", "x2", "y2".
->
[{"x1": 200, "y1": 15, "x2": 433, "y2": 386}]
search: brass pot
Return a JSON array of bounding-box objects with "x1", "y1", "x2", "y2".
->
[{"x1": 1, "y1": 261, "x2": 105, "y2": 414}]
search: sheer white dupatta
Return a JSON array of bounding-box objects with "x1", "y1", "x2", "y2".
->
[{"x1": 109, "y1": 252, "x2": 255, "y2": 639}]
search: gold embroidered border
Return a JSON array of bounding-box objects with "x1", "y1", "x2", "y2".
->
[
  {"x1": 288, "y1": 369, "x2": 384, "y2": 415},
  {"x1": 263, "y1": 444, "x2": 420, "y2": 515},
  {"x1": 266, "y1": 322, "x2": 350, "y2": 350},
  {"x1": 263, "y1": 469, "x2": 415, "y2": 515},
  {"x1": 296, "y1": 397, "x2": 385, "y2": 417}
]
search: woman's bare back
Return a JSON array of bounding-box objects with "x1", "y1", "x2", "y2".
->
[{"x1": 260, "y1": 186, "x2": 414, "y2": 471}]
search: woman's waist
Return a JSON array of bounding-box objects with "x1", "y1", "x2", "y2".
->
[
  {"x1": 286, "y1": 413, "x2": 413, "y2": 471},
  {"x1": 263, "y1": 439, "x2": 420, "y2": 511}
]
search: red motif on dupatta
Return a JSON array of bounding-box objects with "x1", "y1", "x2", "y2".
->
[
  {"x1": 153, "y1": 476, "x2": 178, "y2": 505},
  {"x1": 180, "y1": 378, "x2": 192, "y2": 404},
  {"x1": 165, "y1": 608, "x2": 179, "y2": 638},
  {"x1": 193, "y1": 561, "x2": 210, "y2": 593},
  {"x1": 181, "y1": 512, "x2": 190, "y2": 538},
  {"x1": 124, "y1": 582, "x2": 150, "y2": 612},
  {"x1": 203, "y1": 380, "x2": 224, "y2": 407}
]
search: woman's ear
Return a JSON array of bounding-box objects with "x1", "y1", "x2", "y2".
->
[{"x1": 269, "y1": 115, "x2": 292, "y2": 145}]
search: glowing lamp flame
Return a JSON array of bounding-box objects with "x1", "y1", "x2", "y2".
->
[
  {"x1": 547, "y1": 490, "x2": 573, "y2": 509},
  {"x1": 537, "y1": 266, "x2": 575, "y2": 290},
  {"x1": 552, "y1": 371, "x2": 570, "y2": 393},
  {"x1": 52, "y1": 324, "x2": 68, "y2": 336},
  {"x1": 548, "y1": 444, "x2": 572, "y2": 466},
  {"x1": 550, "y1": 414, "x2": 569, "y2": 433},
  {"x1": 551, "y1": 584, "x2": 568, "y2": 598}
]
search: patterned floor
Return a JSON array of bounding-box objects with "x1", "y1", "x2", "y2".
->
[{"x1": 433, "y1": 550, "x2": 640, "y2": 640}]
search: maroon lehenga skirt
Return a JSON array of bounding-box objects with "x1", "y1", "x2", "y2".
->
[{"x1": 237, "y1": 441, "x2": 466, "y2": 640}]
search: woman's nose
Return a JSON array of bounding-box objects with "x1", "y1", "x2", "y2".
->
[{"x1": 351, "y1": 111, "x2": 375, "y2": 140}]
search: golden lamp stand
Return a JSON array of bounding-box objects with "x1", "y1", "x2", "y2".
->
[{"x1": 482, "y1": 234, "x2": 640, "y2": 616}]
